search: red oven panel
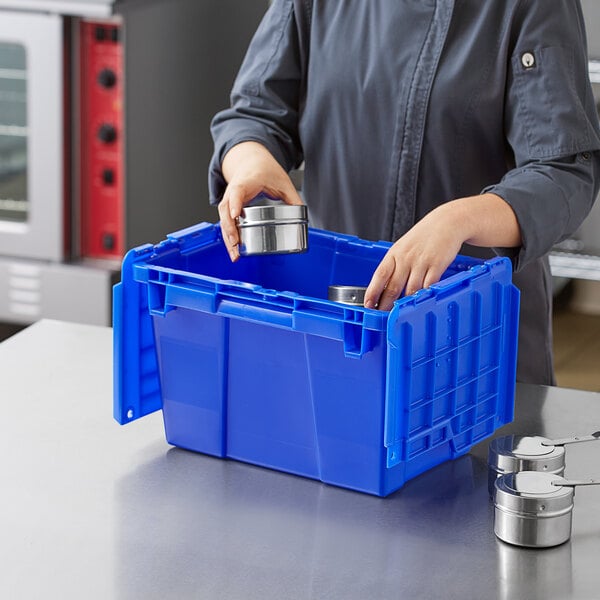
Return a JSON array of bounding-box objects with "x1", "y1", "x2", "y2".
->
[{"x1": 79, "y1": 20, "x2": 124, "y2": 259}]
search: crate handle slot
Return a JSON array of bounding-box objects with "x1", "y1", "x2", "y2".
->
[
  {"x1": 217, "y1": 298, "x2": 294, "y2": 329},
  {"x1": 144, "y1": 275, "x2": 374, "y2": 357}
]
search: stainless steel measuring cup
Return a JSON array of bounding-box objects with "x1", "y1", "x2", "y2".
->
[
  {"x1": 236, "y1": 200, "x2": 308, "y2": 256},
  {"x1": 493, "y1": 471, "x2": 600, "y2": 548},
  {"x1": 328, "y1": 285, "x2": 367, "y2": 306},
  {"x1": 487, "y1": 431, "x2": 600, "y2": 496}
]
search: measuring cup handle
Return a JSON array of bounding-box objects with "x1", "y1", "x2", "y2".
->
[
  {"x1": 552, "y1": 478, "x2": 600, "y2": 488},
  {"x1": 542, "y1": 431, "x2": 600, "y2": 447}
]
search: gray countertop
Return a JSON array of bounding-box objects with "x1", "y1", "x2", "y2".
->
[{"x1": 1, "y1": 319, "x2": 599, "y2": 599}]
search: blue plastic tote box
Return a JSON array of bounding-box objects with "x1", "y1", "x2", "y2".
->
[{"x1": 113, "y1": 223, "x2": 519, "y2": 497}]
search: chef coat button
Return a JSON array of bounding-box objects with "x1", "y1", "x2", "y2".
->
[{"x1": 521, "y1": 52, "x2": 535, "y2": 69}]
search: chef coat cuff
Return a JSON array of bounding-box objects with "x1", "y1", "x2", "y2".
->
[
  {"x1": 488, "y1": 245, "x2": 520, "y2": 271},
  {"x1": 482, "y1": 151, "x2": 600, "y2": 272},
  {"x1": 482, "y1": 176, "x2": 565, "y2": 273}
]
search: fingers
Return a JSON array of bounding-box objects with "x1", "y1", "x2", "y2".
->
[
  {"x1": 279, "y1": 184, "x2": 304, "y2": 206},
  {"x1": 262, "y1": 178, "x2": 304, "y2": 206},
  {"x1": 422, "y1": 268, "x2": 444, "y2": 291},
  {"x1": 218, "y1": 179, "x2": 304, "y2": 263},
  {"x1": 404, "y1": 266, "x2": 430, "y2": 299},
  {"x1": 364, "y1": 251, "x2": 448, "y2": 311},
  {"x1": 364, "y1": 255, "x2": 405, "y2": 310},
  {"x1": 217, "y1": 142, "x2": 306, "y2": 262},
  {"x1": 218, "y1": 183, "x2": 248, "y2": 262}
]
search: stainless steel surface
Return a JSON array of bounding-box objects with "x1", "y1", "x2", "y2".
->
[
  {"x1": 494, "y1": 472, "x2": 574, "y2": 548},
  {"x1": 239, "y1": 222, "x2": 308, "y2": 255},
  {"x1": 328, "y1": 285, "x2": 367, "y2": 306},
  {"x1": 238, "y1": 202, "x2": 308, "y2": 256},
  {"x1": 487, "y1": 435, "x2": 566, "y2": 496},
  {"x1": 1, "y1": 320, "x2": 600, "y2": 599}
]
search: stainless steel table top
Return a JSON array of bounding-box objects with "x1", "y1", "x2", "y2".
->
[{"x1": 1, "y1": 319, "x2": 599, "y2": 600}]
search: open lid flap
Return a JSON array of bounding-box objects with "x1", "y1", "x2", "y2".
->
[
  {"x1": 113, "y1": 242, "x2": 163, "y2": 425},
  {"x1": 113, "y1": 222, "x2": 222, "y2": 424}
]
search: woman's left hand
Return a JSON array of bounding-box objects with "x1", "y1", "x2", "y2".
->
[{"x1": 364, "y1": 193, "x2": 521, "y2": 311}]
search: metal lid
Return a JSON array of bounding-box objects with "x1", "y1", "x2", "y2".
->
[
  {"x1": 238, "y1": 203, "x2": 308, "y2": 227},
  {"x1": 488, "y1": 435, "x2": 566, "y2": 475},
  {"x1": 328, "y1": 285, "x2": 367, "y2": 306},
  {"x1": 494, "y1": 472, "x2": 574, "y2": 517}
]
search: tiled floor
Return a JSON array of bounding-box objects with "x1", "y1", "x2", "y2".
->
[{"x1": 1, "y1": 300, "x2": 600, "y2": 392}]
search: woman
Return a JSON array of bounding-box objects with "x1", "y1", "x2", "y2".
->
[{"x1": 209, "y1": 0, "x2": 600, "y2": 384}]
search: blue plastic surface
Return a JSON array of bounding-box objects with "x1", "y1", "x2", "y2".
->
[{"x1": 114, "y1": 223, "x2": 519, "y2": 496}]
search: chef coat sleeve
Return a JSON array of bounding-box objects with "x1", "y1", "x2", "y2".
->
[
  {"x1": 208, "y1": 0, "x2": 305, "y2": 205},
  {"x1": 483, "y1": 0, "x2": 600, "y2": 271}
]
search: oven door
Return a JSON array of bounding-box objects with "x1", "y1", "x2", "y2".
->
[{"x1": 0, "y1": 11, "x2": 64, "y2": 261}]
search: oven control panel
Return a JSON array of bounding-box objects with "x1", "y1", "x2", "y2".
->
[{"x1": 79, "y1": 19, "x2": 124, "y2": 260}]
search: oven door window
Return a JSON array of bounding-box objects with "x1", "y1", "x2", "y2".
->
[{"x1": 0, "y1": 43, "x2": 27, "y2": 223}]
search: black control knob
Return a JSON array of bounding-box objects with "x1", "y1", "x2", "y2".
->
[
  {"x1": 102, "y1": 233, "x2": 116, "y2": 251},
  {"x1": 97, "y1": 68, "x2": 117, "y2": 89},
  {"x1": 97, "y1": 123, "x2": 117, "y2": 144},
  {"x1": 102, "y1": 168, "x2": 115, "y2": 185}
]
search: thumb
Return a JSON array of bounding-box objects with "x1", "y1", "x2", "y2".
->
[{"x1": 226, "y1": 182, "x2": 261, "y2": 219}]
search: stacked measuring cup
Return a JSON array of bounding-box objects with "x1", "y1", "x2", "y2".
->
[{"x1": 487, "y1": 431, "x2": 600, "y2": 547}]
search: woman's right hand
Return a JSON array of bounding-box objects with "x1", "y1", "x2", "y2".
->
[{"x1": 218, "y1": 141, "x2": 304, "y2": 261}]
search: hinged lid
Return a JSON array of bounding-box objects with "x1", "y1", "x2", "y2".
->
[
  {"x1": 488, "y1": 435, "x2": 566, "y2": 474},
  {"x1": 494, "y1": 472, "x2": 574, "y2": 517},
  {"x1": 238, "y1": 203, "x2": 308, "y2": 227}
]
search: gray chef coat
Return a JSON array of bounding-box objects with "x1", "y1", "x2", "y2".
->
[{"x1": 209, "y1": 0, "x2": 600, "y2": 385}]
